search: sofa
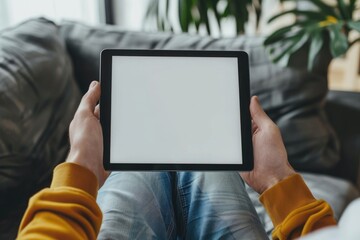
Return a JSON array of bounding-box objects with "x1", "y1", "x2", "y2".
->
[{"x1": 0, "y1": 18, "x2": 359, "y2": 239}]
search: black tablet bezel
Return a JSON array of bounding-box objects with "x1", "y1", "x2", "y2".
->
[{"x1": 100, "y1": 49, "x2": 253, "y2": 171}]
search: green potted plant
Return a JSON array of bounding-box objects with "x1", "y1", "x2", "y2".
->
[
  {"x1": 145, "y1": 0, "x2": 262, "y2": 34},
  {"x1": 146, "y1": 0, "x2": 359, "y2": 71},
  {"x1": 265, "y1": 0, "x2": 360, "y2": 71}
]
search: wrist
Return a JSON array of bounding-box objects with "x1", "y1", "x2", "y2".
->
[
  {"x1": 262, "y1": 169, "x2": 296, "y2": 193},
  {"x1": 66, "y1": 149, "x2": 95, "y2": 176}
]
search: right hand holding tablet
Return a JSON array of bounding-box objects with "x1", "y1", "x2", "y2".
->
[{"x1": 240, "y1": 96, "x2": 296, "y2": 194}]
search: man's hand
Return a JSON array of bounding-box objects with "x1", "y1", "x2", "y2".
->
[
  {"x1": 240, "y1": 96, "x2": 295, "y2": 194},
  {"x1": 67, "y1": 81, "x2": 109, "y2": 188}
]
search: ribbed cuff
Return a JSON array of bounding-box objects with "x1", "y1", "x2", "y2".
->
[
  {"x1": 51, "y1": 162, "x2": 99, "y2": 198},
  {"x1": 259, "y1": 174, "x2": 316, "y2": 226}
]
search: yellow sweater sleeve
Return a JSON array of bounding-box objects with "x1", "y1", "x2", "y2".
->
[
  {"x1": 260, "y1": 174, "x2": 337, "y2": 240},
  {"x1": 17, "y1": 163, "x2": 102, "y2": 240}
]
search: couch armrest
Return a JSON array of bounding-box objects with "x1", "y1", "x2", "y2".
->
[{"x1": 325, "y1": 90, "x2": 360, "y2": 189}]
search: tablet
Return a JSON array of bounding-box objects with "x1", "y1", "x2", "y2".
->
[{"x1": 100, "y1": 49, "x2": 253, "y2": 171}]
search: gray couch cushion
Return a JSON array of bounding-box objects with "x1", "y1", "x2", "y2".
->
[
  {"x1": 0, "y1": 18, "x2": 81, "y2": 221},
  {"x1": 60, "y1": 21, "x2": 339, "y2": 171}
]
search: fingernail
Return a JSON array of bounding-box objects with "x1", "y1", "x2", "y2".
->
[{"x1": 89, "y1": 81, "x2": 97, "y2": 89}]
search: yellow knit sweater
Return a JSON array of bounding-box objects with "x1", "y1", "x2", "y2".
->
[{"x1": 17, "y1": 163, "x2": 336, "y2": 240}]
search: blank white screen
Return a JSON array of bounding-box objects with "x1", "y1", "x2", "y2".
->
[{"x1": 111, "y1": 56, "x2": 242, "y2": 164}]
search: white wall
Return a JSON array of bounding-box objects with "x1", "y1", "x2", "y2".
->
[
  {"x1": 0, "y1": 0, "x2": 101, "y2": 30},
  {"x1": 112, "y1": 0, "x2": 151, "y2": 30}
]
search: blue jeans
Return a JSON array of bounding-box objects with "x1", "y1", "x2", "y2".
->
[{"x1": 97, "y1": 172, "x2": 268, "y2": 239}]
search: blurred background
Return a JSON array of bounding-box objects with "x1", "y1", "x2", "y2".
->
[
  {"x1": 1, "y1": 2, "x2": 360, "y2": 239},
  {"x1": 0, "y1": 0, "x2": 359, "y2": 91}
]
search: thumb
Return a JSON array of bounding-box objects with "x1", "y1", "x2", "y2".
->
[
  {"x1": 80, "y1": 81, "x2": 101, "y2": 112},
  {"x1": 250, "y1": 96, "x2": 271, "y2": 127}
]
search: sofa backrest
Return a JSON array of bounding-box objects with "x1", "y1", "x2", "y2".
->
[{"x1": 59, "y1": 21, "x2": 340, "y2": 172}]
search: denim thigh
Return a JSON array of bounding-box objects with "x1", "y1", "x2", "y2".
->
[
  {"x1": 175, "y1": 172, "x2": 268, "y2": 240},
  {"x1": 97, "y1": 171, "x2": 268, "y2": 240},
  {"x1": 97, "y1": 172, "x2": 176, "y2": 240}
]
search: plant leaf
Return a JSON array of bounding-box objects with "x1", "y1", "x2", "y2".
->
[
  {"x1": 308, "y1": 30, "x2": 324, "y2": 71},
  {"x1": 264, "y1": 25, "x2": 297, "y2": 45},
  {"x1": 156, "y1": 0, "x2": 163, "y2": 30},
  {"x1": 254, "y1": 0, "x2": 262, "y2": 28},
  {"x1": 347, "y1": 21, "x2": 360, "y2": 32},
  {"x1": 179, "y1": 0, "x2": 192, "y2": 32},
  {"x1": 144, "y1": 0, "x2": 159, "y2": 28},
  {"x1": 210, "y1": 0, "x2": 221, "y2": 29},
  {"x1": 165, "y1": 0, "x2": 170, "y2": 29},
  {"x1": 231, "y1": 0, "x2": 249, "y2": 34},
  {"x1": 328, "y1": 23, "x2": 349, "y2": 57},
  {"x1": 268, "y1": 10, "x2": 326, "y2": 23},
  {"x1": 221, "y1": 3, "x2": 230, "y2": 18},
  {"x1": 270, "y1": 31, "x2": 309, "y2": 64},
  {"x1": 281, "y1": 0, "x2": 339, "y2": 18},
  {"x1": 295, "y1": 20, "x2": 322, "y2": 29},
  {"x1": 198, "y1": 0, "x2": 211, "y2": 34},
  {"x1": 349, "y1": 0, "x2": 357, "y2": 13},
  {"x1": 145, "y1": 0, "x2": 157, "y2": 19},
  {"x1": 337, "y1": 0, "x2": 350, "y2": 20}
]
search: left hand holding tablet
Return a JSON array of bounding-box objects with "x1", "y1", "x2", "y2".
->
[{"x1": 67, "y1": 81, "x2": 109, "y2": 188}]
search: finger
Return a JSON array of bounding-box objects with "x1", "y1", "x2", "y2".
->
[
  {"x1": 79, "y1": 81, "x2": 101, "y2": 112},
  {"x1": 94, "y1": 104, "x2": 100, "y2": 119},
  {"x1": 250, "y1": 96, "x2": 271, "y2": 127}
]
